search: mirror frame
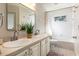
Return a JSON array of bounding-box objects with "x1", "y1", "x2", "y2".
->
[
  {"x1": 6, "y1": 3, "x2": 16, "y2": 31},
  {"x1": 6, "y1": 12, "x2": 16, "y2": 31},
  {"x1": 0, "y1": 13, "x2": 3, "y2": 28}
]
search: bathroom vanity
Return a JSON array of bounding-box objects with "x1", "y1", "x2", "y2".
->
[{"x1": 0, "y1": 34, "x2": 50, "y2": 56}]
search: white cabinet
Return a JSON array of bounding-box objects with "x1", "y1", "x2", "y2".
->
[
  {"x1": 41, "y1": 39, "x2": 47, "y2": 56},
  {"x1": 41, "y1": 37, "x2": 50, "y2": 56},
  {"x1": 46, "y1": 37, "x2": 50, "y2": 55},
  {"x1": 29, "y1": 43, "x2": 40, "y2": 56},
  {"x1": 16, "y1": 36, "x2": 50, "y2": 56},
  {"x1": 16, "y1": 49, "x2": 29, "y2": 56},
  {"x1": 16, "y1": 43, "x2": 40, "y2": 56}
]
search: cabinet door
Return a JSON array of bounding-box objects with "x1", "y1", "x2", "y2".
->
[
  {"x1": 41, "y1": 39, "x2": 47, "y2": 56},
  {"x1": 46, "y1": 37, "x2": 50, "y2": 55},
  {"x1": 30, "y1": 43, "x2": 40, "y2": 56},
  {"x1": 16, "y1": 49, "x2": 29, "y2": 56}
]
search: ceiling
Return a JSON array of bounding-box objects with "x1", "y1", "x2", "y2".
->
[{"x1": 39, "y1": 3, "x2": 79, "y2": 11}]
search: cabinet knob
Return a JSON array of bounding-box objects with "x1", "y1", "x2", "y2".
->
[{"x1": 24, "y1": 51, "x2": 27, "y2": 56}]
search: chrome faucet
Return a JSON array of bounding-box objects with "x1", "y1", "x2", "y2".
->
[{"x1": 11, "y1": 30, "x2": 18, "y2": 41}]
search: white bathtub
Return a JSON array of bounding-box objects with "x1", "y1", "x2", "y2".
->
[{"x1": 50, "y1": 39, "x2": 76, "y2": 55}]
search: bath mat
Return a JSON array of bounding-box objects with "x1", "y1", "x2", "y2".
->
[{"x1": 47, "y1": 51, "x2": 64, "y2": 56}]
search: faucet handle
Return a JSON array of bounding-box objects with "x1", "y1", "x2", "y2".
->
[{"x1": 72, "y1": 36, "x2": 77, "y2": 39}]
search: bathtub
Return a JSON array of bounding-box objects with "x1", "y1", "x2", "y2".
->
[{"x1": 50, "y1": 39, "x2": 76, "y2": 56}]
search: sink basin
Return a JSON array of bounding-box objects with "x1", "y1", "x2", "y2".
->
[{"x1": 2, "y1": 39, "x2": 29, "y2": 48}]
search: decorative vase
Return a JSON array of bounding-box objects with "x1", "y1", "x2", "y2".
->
[{"x1": 27, "y1": 33, "x2": 32, "y2": 38}]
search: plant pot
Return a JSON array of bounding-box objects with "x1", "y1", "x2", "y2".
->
[{"x1": 27, "y1": 33, "x2": 32, "y2": 38}]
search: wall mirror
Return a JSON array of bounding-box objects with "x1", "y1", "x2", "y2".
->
[
  {"x1": 6, "y1": 3, "x2": 19, "y2": 31},
  {"x1": 18, "y1": 4, "x2": 35, "y2": 31},
  {"x1": 7, "y1": 12, "x2": 16, "y2": 30},
  {"x1": 6, "y1": 3, "x2": 35, "y2": 31},
  {"x1": 0, "y1": 13, "x2": 3, "y2": 28}
]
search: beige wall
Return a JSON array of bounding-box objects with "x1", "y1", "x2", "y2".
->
[
  {"x1": 0, "y1": 3, "x2": 19, "y2": 42},
  {"x1": 0, "y1": 4, "x2": 10, "y2": 39},
  {"x1": 0, "y1": 3, "x2": 11, "y2": 42}
]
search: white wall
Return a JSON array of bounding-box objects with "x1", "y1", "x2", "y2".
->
[
  {"x1": 42, "y1": 3, "x2": 78, "y2": 11},
  {"x1": 46, "y1": 7, "x2": 73, "y2": 40},
  {"x1": 35, "y1": 4, "x2": 45, "y2": 34}
]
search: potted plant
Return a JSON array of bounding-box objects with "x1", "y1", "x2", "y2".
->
[
  {"x1": 26, "y1": 23, "x2": 34, "y2": 38},
  {"x1": 20, "y1": 23, "x2": 34, "y2": 38},
  {"x1": 20, "y1": 24, "x2": 26, "y2": 31}
]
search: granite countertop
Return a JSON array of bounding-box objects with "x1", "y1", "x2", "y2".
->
[{"x1": 0, "y1": 34, "x2": 49, "y2": 56}]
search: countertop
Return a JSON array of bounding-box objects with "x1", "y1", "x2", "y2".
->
[{"x1": 0, "y1": 34, "x2": 49, "y2": 56}]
